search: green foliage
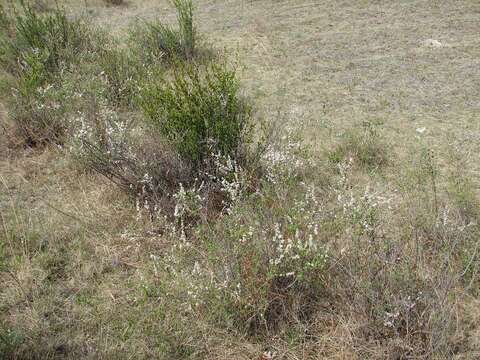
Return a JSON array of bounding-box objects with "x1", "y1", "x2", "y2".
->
[
  {"x1": 0, "y1": 2, "x2": 89, "y2": 77},
  {"x1": 0, "y1": 3, "x2": 95, "y2": 146},
  {"x1": 131, "y1": 21, "x2": 182, "y2": 64},
  {"x1": 103, "y1": 0, "x2": 125, "y2": 6},
  {"x1": 8, "y1": 68, "x2": 67, "y2": 146},
  {"x1": 173, "y1": 0, "x2": 195, "y2": 59},
  {"x1": 138, "y1": 61, "x2": 252, "y2": 165},
  {"x1": 329, "y1": 120, "x2": 388, "y2": 170},
  {"x1": 99, "y1": 47, "x2": 141, "y2": 107},
  {"x1": 15, "y1": 47, "x2": 49, "y2": 95},
  {"x1": 130, "y1": 0, "x2": 195, "y2": 63},
  {"x1": 0, "y1": 324, "x2": 22, "y2": 356}
]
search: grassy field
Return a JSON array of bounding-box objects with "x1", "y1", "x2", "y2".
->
[{"x1": 1, "y1": 0, "x2": 479, "y2": 359}]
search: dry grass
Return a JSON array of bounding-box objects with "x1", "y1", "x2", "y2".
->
[
  {"x1": 1, "y1": 0, "x2": 479, "y2": 359},
  {"x1": 103, "y1": 0, "x2": 125, "y2": 7},
  {"x1": 69, "y1": 0, "x2": 480, "y2": 180}
]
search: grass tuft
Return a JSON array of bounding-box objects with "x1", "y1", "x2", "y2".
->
[
  {"x1": 0, "y1": 3, "x2": 89, "y2": 77},
  {"x1": 329, "y1": 120, "x2": 389, "y2": 171},
  {"x1": 130, "y1": 0, "x2": 196, "y2": 64},
  {"x1": 103, "y1": 0, "x2": 125, "y2": 6},
  {"x1": 0, "y1": 3, "x2": 95, "y2": 146}
]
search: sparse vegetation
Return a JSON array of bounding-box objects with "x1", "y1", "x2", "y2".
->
[
  {"x1": 98, "y1": 46, "x2": 141, "y2": 107},
  {"x1": 103, "y1": 0, "x2": 125, "y2": 6},
  {"x1": 1, "y1": 0, "x2": 479, "y2": 359},
  {"x1": 130, "y1": 0, "x2": 196, "y2": 64},
  {"x1": 328, "y1": 120, "x2": 389, "y2": 171}
]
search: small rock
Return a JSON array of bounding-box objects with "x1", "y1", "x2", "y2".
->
[
  {"x1": 423, "y1": 39, "x2": 444, "y2": 48},
  {"x1": 111, "y1": 256, "x2": 120, "y2": 267}
]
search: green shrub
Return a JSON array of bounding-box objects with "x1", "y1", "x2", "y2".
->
[
  {"x1": 6, "y1": 49, "x2": 67, "y2": 146},
  {"x1": 173, "y1": 0, "x2": 195, "y2": 59},
  {"x1": 99, "y1": 47, "x2": 141, "y2": 107},
  {"x1": 138, "y1": 61, "x2": 253, "y2": 165},
  {"x1": 0, "y1": 325, "x2": 22, "y2": 357},
  {"x1": 0, "y1": 3, "x2": 89, "y2": 77},
  {"x1": 130, "y1": 0, "x2": 195, "y2": 63},
  {"x1": 0, "y1": 4, "x2": 98, "y2": 146},
  {"x1": 77, "y1": 58, "x2": 263, "y2": 219}
]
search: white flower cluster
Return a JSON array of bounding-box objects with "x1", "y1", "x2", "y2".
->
[
  {"x1": 269, "y1": 226, "x2": 328, "y2": 279},
  {"x1": 269, "y1": 185, "x2": 328, "y2": 278},
  {"x1": 70, "y1": 102, "x2": 129, "y2": 158},
  {"x1": 383, "y1": 293, "x2": 423, "y2": 329},
  {"x1": 335, "y1": 160, "x2": 392, "y2": 238},
  {"x1": 172, "y1": 182, "x2": 205, "y2": 243},
  {"x1": 263, "y1": 126, "x2": 310, "y2": 184},
  {"x1": 205, "y1": 152, "x2": 245, "y2": 214}
]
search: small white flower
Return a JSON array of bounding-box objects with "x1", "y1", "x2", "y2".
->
[{"x1": 262, "y1": 351, "x2": 275, "y2": 360}]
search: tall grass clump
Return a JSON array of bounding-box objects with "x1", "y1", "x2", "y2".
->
[
  {"x1": 173, "y1": 0, "x2": 195, "y2": 58},
  {"x1": 0, "y1": 2, "x2": 89, "y2": 77},
  {"x1": 329, "y1": 120, "x2": 389, "y2": 171},
  {"x1": 98, "y1": 47, "x2": 142, "y2": 108},
  {"x1": 130, "y1": 0, "x2": 196, "y2": 63},
  {"x1": 0, "y1": 3, "x2": 96, "y2": 146}
]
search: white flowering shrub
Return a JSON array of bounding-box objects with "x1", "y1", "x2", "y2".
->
[
  {"x1": 172, "y1": 182, "x2": 205, "y2": 237},
  {"x1": 267, "y1": 186, "x2": 329, "y2": 281},
  {"x1": 154, "y1": 177, "x2": 332, "y2": 334},
  {"x1": 262, "y1": 125, "x2": 312, "y2": 184},
  {"x1": 322, "y1": 154, "x2": 480, "y2": 355},
  {"x1": 0, "y1": 3, "x2": 98, "y2": 147},
  {"x1": 203, "y1": 152, "x2": 248, "y2": 214},
  {"x1": 70, "y1": 99, "x2": 129, "y2": 154},
  {"x1": 75, "y1": 112, "x2": 194, "y2": 218},
  {"x1": 8, "y1": 74, "x2": 67, "y2": 146}
]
